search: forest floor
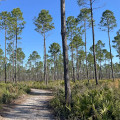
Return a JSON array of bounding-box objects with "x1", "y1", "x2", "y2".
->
[{"x1": 0, "y1": 89, "x2": 55, "y2": 120}]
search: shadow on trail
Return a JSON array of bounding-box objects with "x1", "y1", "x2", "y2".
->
[
  {"x1": 1, "y1": 89, "x2": 55, "y2": 120},
  {"x1": 29, "y1": 91, "x2": 53, "y2": 96}
]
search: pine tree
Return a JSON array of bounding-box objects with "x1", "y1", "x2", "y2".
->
[
  {"x1": 61, "y1": 0, "x2": 71, "y2": 106},
  {"x1": 77, "y1": 0, "x2": 98, "y2": 84},
  {"x1": 99, "y1": 10, "x2": 117, "y2": 81},
  {"x1": 34, "y1": 9, "x2": 54, "y2": 85},
  {"x1": 0, "y1": 11, "x2": 11, "y2": 83},
  {"x1": 10, "y1": 8, "x2": 25, "y2": 82},
  {"x1": 113, "y1": 30, "x2": 120, "y2": 64}
]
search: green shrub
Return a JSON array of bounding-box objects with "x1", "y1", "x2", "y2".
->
[
  {"x1": 2, "y1": 90, "x2": 11, "y2": 104},
  {"x1": 0, "y1": 82, "x2": 32, "y2": 105},
  {"x1": 50, "y1": 80, "x2": 120, "y2": 120},
  {"x1": 24, "y1": 86, "x2": 31, "y2": 93}
]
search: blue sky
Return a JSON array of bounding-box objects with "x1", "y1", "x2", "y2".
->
[{"x1": 0, "y1": 0, "x2": 120, "y2": 63}]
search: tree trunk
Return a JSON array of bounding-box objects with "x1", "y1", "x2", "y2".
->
[
  {"x1": 76, "y1": 48, "x2": 79, "y2": 80},
  {"x1": 56, "y1": 58, "x2": 58, "y2": 80},
  {"x1": 71, "y1": 47, "x2": 75, "y2": 82},
  {"x1": 5, "y1": 27, "x2": 7, "y2": 83},
  {"x1": 93, "y1": 65, "x2": 95, "y2": 79},
  {"x1": 100, "y1": 60, "x2": 102, "y2": 80},
  {"x1": 46, "y1": 58, "x2": 48, "y2": 82},
  {"x1": 99, "y1": 61, "x2": 101, "y2": 80},
  {"x1": 108, "y1": 28, "x2": 115, "y2": 81},
  {"x1": 54, "y1": 55, "x2": 56, "y2": 80},
  {"x1": 84, "y1": 20, "x2": 89, "y2": 82},
  {"x1": 79, "y1": 60, "x2": 82, "y2": 80},
  {"x1": 12, "y1": 39, "x2": 15, "y2": 82},
  {"x1": 61, "y1": 0, "x2": 71, "y2": 106},
  {"x1": 105, "y1": 59, "x2": 107, "y2": 79},
  {"x1": 109, "y1": 65, "x2": 111, "y2": 79},
  {"x1": 71, "y1": 31, "x2": 75, "y2": 82},
  {"x1": 15, "y1": 26, "x2": 17, "y2": 83},
  {"x1": 99, "y1": 50, "x2": 102, "y2": 80},
  {"x1": 90, "y1": 0, "x2": 98, "y2": 85},
  {"x1": 44, "y1": 32, "x2": 47, "y2": 85}
]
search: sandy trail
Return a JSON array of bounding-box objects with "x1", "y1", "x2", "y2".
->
[{"x1": 0, "y1": 89, "x2": 55, "y2": 120}]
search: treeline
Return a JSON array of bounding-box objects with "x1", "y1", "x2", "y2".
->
[
  {"x1": 0, "y1": 8, "x2": 25, "y2": 83},
  {"x1": 0, "y1": 1, "x2": 120, "y2": 85}
]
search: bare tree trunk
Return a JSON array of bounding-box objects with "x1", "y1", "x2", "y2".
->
[
  {"x1": 93, "y1": 65, "x2": 94, "y2": 79},
  {"x1": 71, "y1": 32, "x2": 75, "y2": 82},
  {"x1": 108, "y1": 28, "x2": 115, "y2": 81},
  {"x1": 44, "y1": 32, "x2": 47, "y2": 85},
  {"x1": 46, "y1": 58, "x2": 48, "y2": 82},
  {"x1": 79, "y1": 61, "x2": 82, "y2": 80},
  {"x1": 61, "y1": 0, "x2": 71, "y2": 106},
  {"x1": 15, "y1": 27, "x2": 17, "y2": 83},
  {"x1": 54, "y1": 55, "x2": 56, "y2": 80},
  {"x1": 12, "y1": 39, "x2": 15, "y2": 82},
  {"x1": 90, "y1": 0, "x2": 98, "y2": 85},
  {"x1": 5, "y1": 27, "x2": 7, "y2": 83},
  {"x1": 71, "y1": 47, "x2": 75, "y2": 82},
  {"x1": 56, "y1": 58, "x2": 59, "y2": 80},
  {"x1": 105, "y1": 59, "x2": 107, "y2": 79},
  {"x1": 76, "y1": 48, "x2": 79, "y2": 80},
  {"x1": 99, "y1": 61, "x2": 101, "y2": 80},
  {"x1": 84, "y1": 20, "x2": 89, "y2": 82},
  {"x1": 109, "y1": 65, "x2": 111, "y2": 79}
]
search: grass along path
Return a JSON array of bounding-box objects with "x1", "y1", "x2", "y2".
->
[{"x1": 0, "y1": 89, "x2": 55, "y2": 120}]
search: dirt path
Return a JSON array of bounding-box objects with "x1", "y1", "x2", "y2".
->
[{"x1": 0, "y1": 89, "x2": 55, "y2": 120}]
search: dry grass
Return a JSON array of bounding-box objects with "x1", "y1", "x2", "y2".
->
[{"x1": 109, "y1": 79, "x2": 120, "y2": 88}]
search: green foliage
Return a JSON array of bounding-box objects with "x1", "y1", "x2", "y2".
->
[
  {"x1": 78, "y1": 50, "x2": 85, "y2": 61},
  {"x1": 66, "y1": 16, "x2": 82, "y2": 41},
  {"x1": 16, "y1": 48, "x2": 25, "y2": 63},
  {"x1": 29, "y1": 51, "x2": 40, "y2": 62},
  {"x1": 78, "y1": 8, "x2": 91, "y2": 21},
  {"x1": 48, "y1": 43, "x2": 61, "y2": 56},
  {"x1": 50, "y1": 80, "x2": 120, "y2": 120},
  {"x1": 34, "y1": 9, "x2": 54, "y2": 34},
  {"x1": 103, "y1": 49, "x2": 111, "y2": 60},
  {"x1": 112, "y1": 30, "x2": 120, "y2": 63},
  {"x1": 69, "y1": 35, "x2": 84, "y2": 49},
  {"x1": 9, "y1": 8, "x2": 26, "y2": 35},
  {"x1": 0, "y1": 82, "x2": 31, "y2": 105},
  {"x1": 77, "y1": 8, "x2": 91, "y2": 28},
  {"x1": 27, "y1": 51, "x2": 41, "y2": 68},
  {"x1": 87, "y1": 53, "x2": 94, "y2": 65},
  {"x1": 66, "y1": 16, "x2": 78, "y2": 36},
  {"x1": 50, "y1": 89, "x2": 67, "y2": 119},
  {"x1": 96, "y1": 40, "x2": 105, "y2": 62},
  {"x1": 2, "y1": 89, "x2": 11, "y2": 104},
  {"x1": 99, "y1": 10, "x2": 117, "y2": 31},
  {"x1": 77, "y1": 0, "x2": 87, "y2": 6},
  {"x1": 0, "y1": 46, "x2": 4, "y2": 68},
  {"x1": 9, "y1": 47, "x2": 25, "y2": 64},
  {"x1": 27, "y1": 81, "x2": 63, "y2": 90},
  {"x1": 0, "y1": 46, "x2": 4, "y2": 57},
  {"x1": 0, "y1": 11, "x2": 11, "y2": 30},
  {"x1": 7, "y1": 42, "x2": 13, "y2": 56}
]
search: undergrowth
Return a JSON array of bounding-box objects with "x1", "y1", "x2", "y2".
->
[
  {"x1": 0, "y1": 82, "x2": 31, "y2": 106},
  {"x1": 1, "y1": 79, "x2": 120, "y2": 120},
  {"x1": 50, "y1": 80, "x2": 120, "y2": 120}
]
